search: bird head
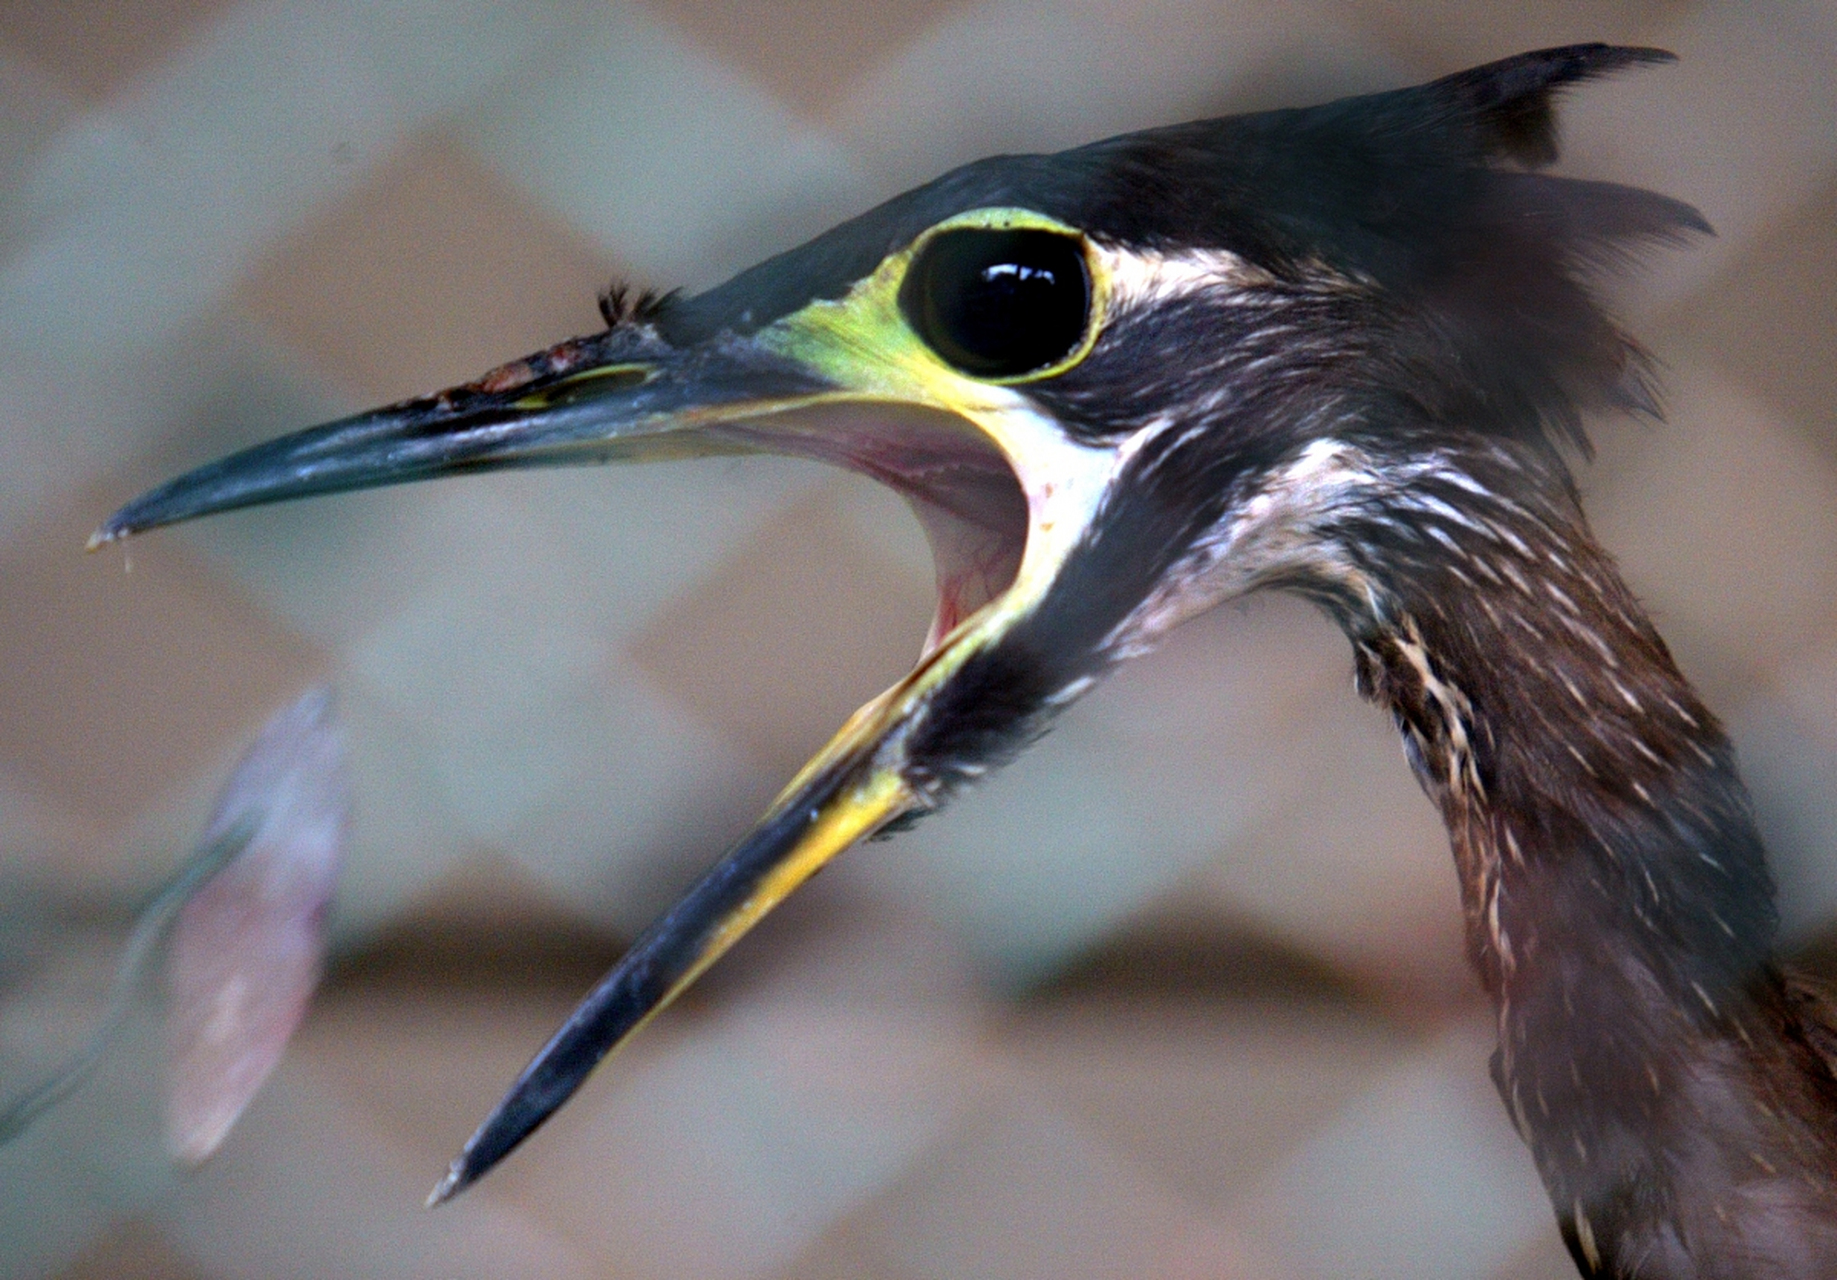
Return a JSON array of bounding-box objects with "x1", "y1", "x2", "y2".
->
[{"x1": 95, "y1": 44, "x2": 1704, "y2": 1197}]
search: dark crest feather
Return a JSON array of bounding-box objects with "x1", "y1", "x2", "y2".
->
[
  {"x1": 1422, "y1": 44, "x2": 1677, "y2": 168},
  {"x1": 1070, "y1": 44, "x2": 1709, "y2": 455}
]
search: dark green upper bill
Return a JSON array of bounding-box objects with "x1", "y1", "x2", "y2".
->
[{"x1": 93, "y1": 326, "x2": 835, "y2": 546}]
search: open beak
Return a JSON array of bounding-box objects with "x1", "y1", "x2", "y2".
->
[{"x1": 97, "y1": 305, "x2": 1117, "y2": 1200}]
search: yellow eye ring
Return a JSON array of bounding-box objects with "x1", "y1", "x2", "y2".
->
[{"x1": 894, "y1": 209, "x2": 1110, "y2": 385}]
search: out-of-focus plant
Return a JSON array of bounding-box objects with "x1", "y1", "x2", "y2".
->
[{"x1": 0, "y1": 688, "x2": 348, "y2": 1164}]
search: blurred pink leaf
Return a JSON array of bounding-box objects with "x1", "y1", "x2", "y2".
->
[{"x1": 164, "y1": 687, "x2": 348, "y2": 1165}]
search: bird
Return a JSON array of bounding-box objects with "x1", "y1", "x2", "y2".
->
[{"x1": 92, "y1": 44, "x2": 1837, "y2": 1278}]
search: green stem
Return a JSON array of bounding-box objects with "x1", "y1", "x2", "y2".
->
[{"x1": 0, "y1": 818, "x2": 256, "y2": 1145}]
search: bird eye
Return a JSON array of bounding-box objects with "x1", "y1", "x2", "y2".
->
[{"x1": 899, "y1": 228, "x2": 1092, "y2": 379}]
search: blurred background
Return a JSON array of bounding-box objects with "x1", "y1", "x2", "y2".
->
[{"x1": 0, "y1": 1, "x2": 1834, "y2": 1277}]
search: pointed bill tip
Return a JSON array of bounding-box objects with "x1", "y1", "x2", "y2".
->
[
  {"x1": 427, "y1": 1162, "x2": 468, "y2": 1208},
  {"x1": 424, "y1": 755, "x2": 915, "y2": 1195},
  {"x1": 89, "y1": 500, "x2": 149, "y2": 549}
]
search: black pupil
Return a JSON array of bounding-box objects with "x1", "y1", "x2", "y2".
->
[{"x1": 899, "y1": 228, "x2": 1091, "y2": 378}]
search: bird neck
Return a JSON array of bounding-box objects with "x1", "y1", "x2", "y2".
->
[
  {"x1": 1329, "y1": 441, "x2": 1837, "y2": 1269},
  {"x1": 1346, "y1": 483, "x2": 1778, "y2": 1012}
]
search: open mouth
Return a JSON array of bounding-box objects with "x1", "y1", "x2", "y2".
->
[
  {"x1": 718, "y1": 401, "x2": 1030, "y2": 654},
  {"x1": 92, "y1": 315, "x2": 1085, "y2": 1204}
]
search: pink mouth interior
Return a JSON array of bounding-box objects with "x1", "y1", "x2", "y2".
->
[{"x1": 722, "y1": 404, "x2": 1030, "y2": 655}]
